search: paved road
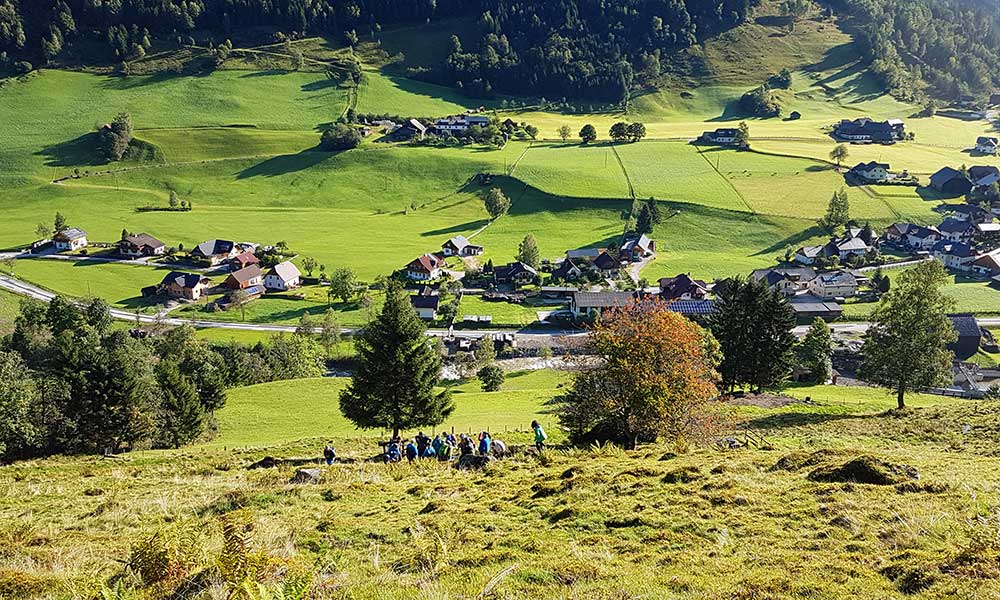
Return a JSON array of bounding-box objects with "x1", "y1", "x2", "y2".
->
[{"x1": 3, "y1": 273, "x2": 997, "y2": 344}]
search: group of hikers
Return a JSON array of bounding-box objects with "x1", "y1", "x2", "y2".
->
[{"x1": 320, "y1": 421, "x2": 547, "y2": 465}]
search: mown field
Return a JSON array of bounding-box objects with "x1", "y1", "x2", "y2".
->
[
  {"x1": 3, "y1": 369, "x2": 1000, "y2": 598},
  {"x1": 1, "y1": 6, "x2": 999, "y2": 322}
]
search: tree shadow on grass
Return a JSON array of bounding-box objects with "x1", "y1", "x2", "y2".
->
[
  {"x1": 236, "y1": 148, "x2": 334, "y2": 179},
  {"x1": 753, "y1": 224, "x2": 826, "y2": 256},
  {"x1": 36, "y1": 133, "x2": 107, "y2": 168},
  {"x1": 421, "y1": 220, "x2": 490, "y2": 237}
]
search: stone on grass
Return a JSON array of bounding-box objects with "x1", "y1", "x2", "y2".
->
[{"x1": 290, "y1": 468, "x2": 322, "y2": 484}]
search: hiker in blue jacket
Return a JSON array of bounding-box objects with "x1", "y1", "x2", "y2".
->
[
  {"x1": 478, "y1": 431, "x2": 492, "y2": 456},
  {"x1": 404, "y1": 439, "x2": 419, "y2": 463}
]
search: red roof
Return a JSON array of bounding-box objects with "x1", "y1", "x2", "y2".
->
[{"x1": 407, "y1": 253, "x2": 443, "y2": 273}]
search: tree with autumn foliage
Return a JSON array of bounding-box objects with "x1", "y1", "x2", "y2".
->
[{"x1": 556, "y1": 299, "x2": 721, "y2": 449}]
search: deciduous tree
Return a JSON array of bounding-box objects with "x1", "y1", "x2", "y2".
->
[
  {"x1": 557, "y1": 125, "x2": 572, "y2": 142},
  {"x1": 556, "y1": 299, "x2": 720, "y2": 448},
  {"x1": 484, "y1": 187, "x2": 511, "y2": 219},
  {"x1": 829, "y1": 144, "x2": 849, "y2": 168},
  {"x1": 820, "y1": 187, "x2": 850, "y2": 229},
  {"x1": 516, "y1": 234, "x2": 540, "y2": 269},
  {"x1": 797, "y1": 318, "x2": 832, "y2": 383},
  {"x1": 859, "y1": 260, "x2": 956, "y2": 408},
  {"x1": 579, "y1": 123, "x2": 597, "y2": 144}
]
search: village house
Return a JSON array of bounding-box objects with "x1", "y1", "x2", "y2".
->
[
  {"x1": 493, "y1": 261, "x2": 538, "y2": 286},
  {"x1": 659, "y1": 274, "x2": 709, "y2": 301},
  {"x1": 795, "y1": 226, "x2": 876, "y2": 264},
  {"x1": 976, "y1": 136, "x2": 999, "y2": 155},
  {"x1": 592, "y1": 252, "x2": 623, "y2": 277},
  {"x1": 191, "y1": 239, "x2": 237, "y2": 266},
  {"x1": 159, "y1": 271, "x2": 212, "y2": 301},
  {"x1": 410, "y1": 287, "x2": 440, "y2": 320},
  {"x1": 904, "y1": 225, "x2": 942, "y2": 250},
  {"x1": 229, "y1": 250, "x2": 260, "y2": 271},
  {"x1": 970, "y1": 253, "x2": 1000, "y2": 278},
  {"x1": 807, "y1": 270, "x2": 858, "y2": 300},
  {"x1": 788, "y1": 297, "x2": 844, "y2": 321},
  {"x1": 565, "y1": 248, "x2": 603, "y2": 263},
  {"x1": 264, "y1": 261, "x2": 301, "y2": 291},
  {"x1": 833, "y1": 118, "x2": 905, "y2": 143},
  {"x1": 848, "y1": 161, "x2": 891, "y2": 183},
  {"x1": 948, "y1": 203, "x2": 994, "y2": 224},
  {"x1": 118, "y1": 233, "x2": 165, "y2": 258},
  {"x1": 405, "y1": 254, "x2": 445, "y2": 281},
  {"x1": 929, "y1": 167, "x2": 973, "y2": 197},
  {"x1": 551, "y1": 257, "x2": 584, "y2": 281},
  {"x1": 751, "y1": 267, "x2": 816, "y2": 297},
  {"x1": 948, "y1": 314, "x2": 983, "y2": 360},
  {"x1": 698, "y1": 128, "x2": 740, "y2": 145},
  {"x1": 570, "y1": 291, "x2": 641, "y2": 317},
  {"x1": 396, "y1": 119, "x2": 427, "y2": 141},
  {"x1": 441, "y1": 235, "x2": 484, "y2": 257},
  {"x1": 969, "y1": 165, "x2": 1000, "y2": 188},
  {"x1": 883, "y1": 222, "x2": 914, "y2": 245},
  {"x1": 976, "y1": 222, "x2": 1000, "y2": 239},
  {"x1": 932, "y1": 240, "x2": 977, "y2": 271},
  {"x1": 620, "y1": 234, "x2": 655, "y2": 261},
  {"x1": 938, "y1": 217, "x2": 977, "y2": 243},
  {"x1": 225, "y1": 264, "x2": 264, "y2": 290},
  {"x1": 53, "y1": 228, "x2": 88, "y2": 252}
]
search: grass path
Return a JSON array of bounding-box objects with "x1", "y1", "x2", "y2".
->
[
  {"x1": 609, "y1": 143, "x2": 636, "y2": 200},
  {"x1": 696, "y1": 145, "x2": 756, "y2": 213}
]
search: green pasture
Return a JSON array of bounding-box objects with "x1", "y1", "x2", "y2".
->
[
  {"x1": 511, "y1": 142, "x2": 630, "y2": 199},
  {"x1": 213, "y1": 370, "x2": 570, "y2": 447},
  {"x1": 355, "y1": 69, "x2": 485, "y2": 117},
  {"x1": 843, "y1": 274, "x2": 1000, "y2": 319},
  {"x1": 3, "y1": 258, "x2": 168, "y2": 308}
]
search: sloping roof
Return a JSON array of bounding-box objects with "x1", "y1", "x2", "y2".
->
[
  {"x1": 949, "y1": 314, "x2": 981, "y2": 339},
  {"x1": 193, "y1": 239, "x2": 235, "y2": 257},
  {"x1": 813, "y1": 270, "x2": 857, "y2": 287},
  {"x1": 797, "y1": 245, "x2": 823, "y2": 258},
  {"x1": 268, "y1": 261, "x2": 301, "y2": 282},
  {"x1": 410, "y1": 294, "x2": 440, "y2": 310},
  {"x1": 231, "y1": 250, "x2": 260, "y2": 266},
  {"x1": 939, "y1": 217, "x2": 974, "y2": 234},
  {"x1": 593, "y1": 252, "x2": 621, "y2": 270},
  {"x1": 908, "y1": 225, "x2": 941, "y2": 239},
  {"x1": 971, "y1": 254, "x2": 1000, "y2": 273},
  {"x1": 160, "y1": 271, "x2": 208, "y2": 289},
  {"x1": 665, "y1": 299, "x2": 716, "y2": 316},
  {"x1": 124, "y1": 233, "x2": 165, "y2": 248},
  {"x1": 551, "y1": 258, "x2": 582, "y2": 278},
  {"x1": 851, "y1": 161, "x2": 890, "y2": 172},
  {"x1": 659, "y1": 273, "x2": 708, "y2": 299},
  {"x1": 968, "y1": 166, "x2": 1000, "y2": 183},
  {"x1": 751, "y1": 267, "x2": 816, "y2": 283},
  {"x1": 407, "y1": 253, "x2": 443, "y2": 273},
  {"x1": 930, "y1": 167, "x2": 967, "y2": 187},
  {"x1": 54, "y1": 227, "x2": 87, "y2": 241},
  {"x1": 932, "y1": 240, "x2": 975, "y2": 257},
  {"x1": 407, "y1": 118, "x2": 427, "y2": 133},
  {"x1": 566, "y1": 248, "x2": 602, "y2": 260},
  {"x1": 976, "y1": 136, "x2": 998, "y2": 146},
  {"x1": 229, "y1": 264, "x2": 263, "y2": 284},
  {"x1": 495, "y1": 261, "x2": 537, "y2": 279}
]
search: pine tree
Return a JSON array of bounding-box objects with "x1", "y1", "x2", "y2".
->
[
  {"x1": 155, "y1": 360, "x2": 203, "y2": 448},
  {"x1": 339, "y1": 282, "x2": 453, "y2": 437},
  {"x1": 516, "y1": 234, "x2": 540, "y2": 268}
]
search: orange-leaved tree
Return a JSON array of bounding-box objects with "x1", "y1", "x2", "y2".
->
[{"x1": 557, "y1": 298, "x2": 722, "y2": 449}]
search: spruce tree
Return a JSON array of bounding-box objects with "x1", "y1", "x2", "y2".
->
[
  {"x1": 645, "y1": 197, "x2": 662, "y2": 224},
  {"x1": 636, "y1": 204, "x2": 654, "y2": 235},
  {"x1": 155, "y1": 360, "x2": 203, "y2": 448},
  {"x1": 339, "y1": 282, "x2": 453, "y2": 437},
  {"x1": 820, "y1": 188, "x2": 850, "y2": 229}
]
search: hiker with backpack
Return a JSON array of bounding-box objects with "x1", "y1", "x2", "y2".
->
[
  {"x1": 404, "y1": 439, "x2": 419, "y2": 463},
  {"x1": 385, "y1": 439, "x2": 402, "y2": 463},
  {"x1": 415, "y1": 431, "x2": 431, "y2": 457},
  {"x1": 458, "y1": 434, "x2": 475, "y2": 456},
  {"x1": 323, "y1": 443, "x2": 336, "y2": 465},
  {"x1": 492, "y1": 438, "x2": 507, "y2": 457},
  {"x1": 532, "y1": 420, "x2": 547, "y2": 451}
]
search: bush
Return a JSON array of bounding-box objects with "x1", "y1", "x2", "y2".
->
[
  {"x1": 477, "y1": 364, "x2": 505, "y2": 392},
  {"x1": 739, "y1": 85, "x2": 782, "y2": 117},
  {"x1": 13, "y1": 61, "x2": 32, "y2": 74},
  {"x1": 320, "y1": 124, "x2": 362, "y2": 151}
]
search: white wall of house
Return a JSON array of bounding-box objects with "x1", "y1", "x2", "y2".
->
[
  {"x1": 55, "y1": 237, "x2": 87, "y2": 251},
  {"x1": 264, "y1": 274, "x2": 299, "y2": 291}
]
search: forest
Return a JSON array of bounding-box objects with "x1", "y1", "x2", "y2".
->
[{"x1": 828, "y1": 0, "x2": 1000, "y2": 101}]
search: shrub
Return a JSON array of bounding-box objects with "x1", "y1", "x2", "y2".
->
[{"x1": 320, "y1": 123, "x2": 362, "y2": 151}]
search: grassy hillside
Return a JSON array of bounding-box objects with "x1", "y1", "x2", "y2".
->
[{"x1": 3, "y1": 372, "x2": 999, "y2": 598}]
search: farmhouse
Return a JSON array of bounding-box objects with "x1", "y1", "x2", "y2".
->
[
  {"x1": 119, "y1": 233, "x2": 164, "y2": 258},
  {"x1": 848, "y1": 161, "x2": 891, "y2": 182},
  {"x1": 932, "y1": 240, "x2": 977, "y2": 271},
  {"x1": 665, "y1": 299, "x2": 717, "y2": 318},
  {"x1": 659, "y1": 274, "x2": 709, "y2": 300},
  {"x1": 929, "y1": 167, "x2": 973, "y2": 196},
  {"x1": 833, "y1": 118, "x2": 904, "y2": 143},
  {"x1": 396, "y1": 119, "x2": 427, "y2": 141},
  {"x1": 191, "y1": 239, "x2": 237, "y2": 266},
  {"x1": 882, "y1": 222, "x2": 914, "y2": 245},
  {"x1": 225, "y1": 264, "x2": 264, "y2": 290},
  {"x1": 493, "y1": 261, "x2": 537, "y2": 286},
  {"x1": 52, "y1": 228, "x2": 87, "y2": 252},
  {"x1": 410, "y1": 287, "x2": 440, "y2": 320},
  {"x1": 264, "y1": 261, "x2": 301, "y2": 291},
  {"x1": 976, "y1": 137, "x2": 999, "y2": 155},
  {"x1": 229, "y1": 250, "x2": 260, "y2": 271},
  {"x1": 441, "y1": 235, "x2": 484, "y2": 257},
  {"x1": 795, "y1": 227, "x2": 875, "y2": 264},
  {"x1": 566, "y1": 248, "x2": 603, "y2": 262},
  {"x1": 698, "y1": 128, "x2": 740, "y2": 145},
  {"x1": 405, "y1": 254, "x2": 445, "y2": 281},
  {"x1": 159, "y1": 271, "x2": 212, "y2": 300},
  {"x1": 807, "y1": 270, "x2": 858, "y2": 300},
  {"x1": 620, "y1": 234, "x2": 655, "y2": 260},
  {"x1": 431, "y1": 115, "x2": 490, "y2": 133}
]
